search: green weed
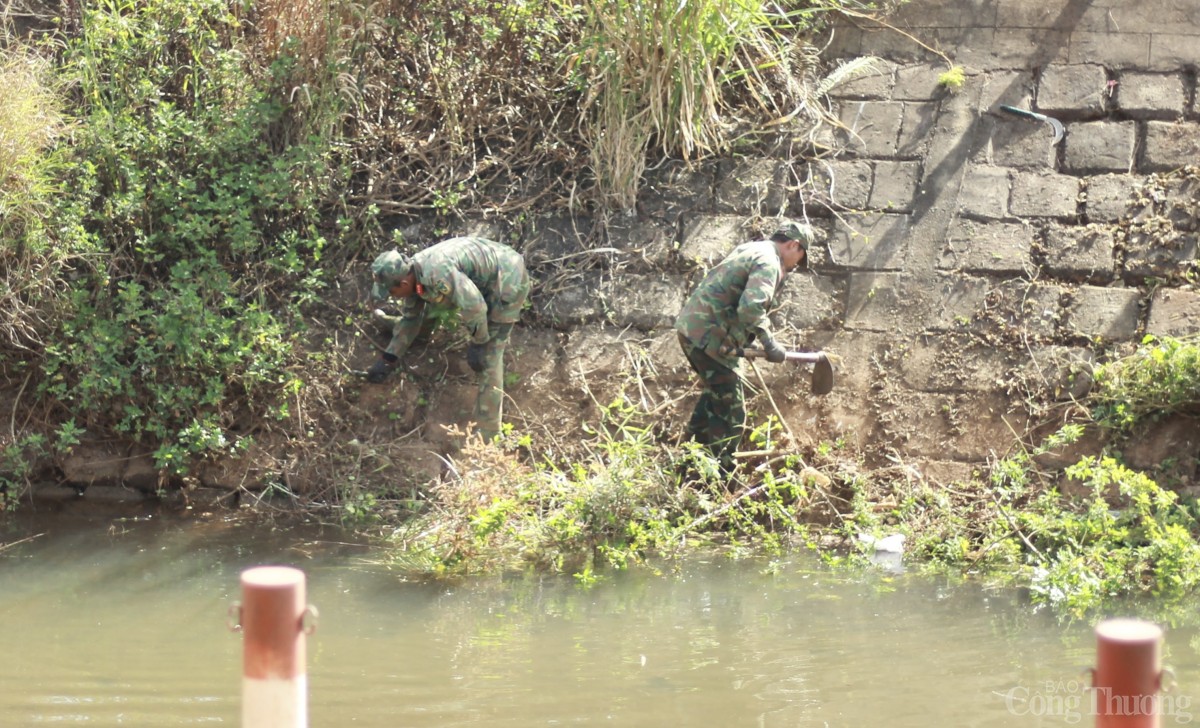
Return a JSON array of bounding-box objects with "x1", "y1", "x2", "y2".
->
[
  {"x1": 896, "y1": 424, "x2": 1200, "y2": 618},
  {"x1": 0, "y1": 432, "x2": 48, "y2": 510},
  {"x1": 937, "y1": 66, "x2": 965, "y2": 90},
  {"x1": 1092, "y1": 335, "x2": 1200, "y2": 432},
  {"x1": 380, "y1": 392, "x2": 828, "y2": 577}
]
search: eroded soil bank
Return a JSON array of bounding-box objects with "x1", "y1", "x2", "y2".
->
[{"x1": 28, "y1": 0, "x2": 1198, "y2": 512}]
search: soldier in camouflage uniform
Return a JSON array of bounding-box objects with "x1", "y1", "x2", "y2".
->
[
  {"x1": 674, "y1": 221, "x2": 813, "y2": 467},
  {"x1": 366, "y1": 236, "x2": 530, "y2": 441}
]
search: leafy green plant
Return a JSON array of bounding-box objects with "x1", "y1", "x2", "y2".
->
[
  {"x1": 54, "y1": 419, "x2": 84, "y2": 454},
  {"x1": 341, "y1": 491, "x2": 382, "y2": 526},
  {"x1": 937, "y1": 66, "x2": 965, "y2": 90},
  {"x1": 1021, "y1": 456, "x2": 1200, "y2": 615},
  {"x1": 43, "y1": 256, "x2": 295, "y2": 473},
  {"x1": 26, "y1": 0, "x2": 345, "y2": 477},
  {"x1": 899, "y1": 421, "x2": 1200, "y2": 617},
  {"x1": 1091, "y1": 335, "x2": 1200, "y2": 431},
  {"x1": 0, "y1": 433, "x2": 48, "y2": 510}
]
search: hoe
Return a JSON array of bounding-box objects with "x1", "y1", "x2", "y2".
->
[{"x1": 740, "y1": 348, "x2": 835, "y2": 395}]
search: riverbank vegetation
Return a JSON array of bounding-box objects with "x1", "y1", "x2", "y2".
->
[
  {"x1": 0, "y1": 0, "x2": 864, "y2": 492},
  {"x1": 3, "y1": 0, "x2": 1200, "y2": 620},
  {"x1": 375, "y1": 335, "x2": 1200, "y2": 619}
]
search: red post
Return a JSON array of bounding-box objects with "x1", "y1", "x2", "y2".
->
[
  {"x1": 1094, "y1": 618, "x2": 1163, "y2": 728},
  {"x1": 240, "y1": 566, "x2": 309, "y2": 728}
]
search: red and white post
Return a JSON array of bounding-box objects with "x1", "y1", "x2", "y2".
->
[
  {"x1": 1093, "y1": 618, "x2": 1163, "y2": 728},
  {"x1": 239, "y1": 566, "x2": 310, "y2": 728}
]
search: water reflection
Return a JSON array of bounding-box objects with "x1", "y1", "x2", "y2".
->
[{"x1": 1, "y1": 506, "x2": 1198, "y2": 726}]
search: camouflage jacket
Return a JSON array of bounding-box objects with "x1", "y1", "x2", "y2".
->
[
  {"x1": 674, "y1": 239, "x2": 787, "y2": 368},
  {"x1": 386, "y1": 237, "x2": 529, "y2": 357}
]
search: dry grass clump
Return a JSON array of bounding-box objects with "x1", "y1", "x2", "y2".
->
[
  {"x1": 0, "y1": 44, "x2": 64, "y2": 241},
  {"x1": 574, "y1": 0, "x2": 818, "y2": 211},
  {"x1": 0, "y1": 38, "x2": 72, "y2": 353},
  {"x1": 310, "y1": 0, "x2": 840, "y2": 221}
]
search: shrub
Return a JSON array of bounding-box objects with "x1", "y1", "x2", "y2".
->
[
  {"x1": 34, "y1": 0, "x2": 341, "y2": 473},
  {"x1": 1092, "y1": 334, "x2": 1200, "y2": 431},
  {"x1": 1023, "y1": 456, "x2": 1200, "y2": 615}
]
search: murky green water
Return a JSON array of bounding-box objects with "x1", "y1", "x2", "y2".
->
[{"x1": 3, "y1": 504, "x2": 1200, "y2": 726}]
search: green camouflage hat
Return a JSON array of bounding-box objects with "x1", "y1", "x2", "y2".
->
[
  {"x1": 371, "y1": 250, "x2": 412, "y2": 300},
  {"x1": 774, "y1": 220, "x2": 815, "y2": 247}
]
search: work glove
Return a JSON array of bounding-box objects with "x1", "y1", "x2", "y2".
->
[
  {"x1": 365, "y1": 352, "x2": 399, "y2": 383},
  {"x1": 466, "y1": 343, "x2": 487, "y2": 373},
  {"x1": 762, "y1": 337, "x2": 787, "y2": 364}
]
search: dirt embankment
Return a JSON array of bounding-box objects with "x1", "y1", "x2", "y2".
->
[{"x1": 15, "y1": 0, "x2": 1200, "y2": 508}]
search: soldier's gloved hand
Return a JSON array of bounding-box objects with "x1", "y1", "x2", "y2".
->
[
  {"x1": 366, "y1": 352, "x2": 399, "y2": 383},
  {"x1": 466, "y1": 343, "x2": 487, "y2": 373},
  {"x1": 762, "y1": 337, "x2": 787, "y2": 364}
]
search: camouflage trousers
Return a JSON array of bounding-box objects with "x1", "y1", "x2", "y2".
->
[
  {"x1": 474, "y1": 322, "x2": 514, "y2": 441},
  {"x1": 679, "y1": 334, "x2": 745, "y2": 466}
]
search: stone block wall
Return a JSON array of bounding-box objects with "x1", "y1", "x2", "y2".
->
[{"x1": 496, "y1": 0, "x2": 1200, "y2": 486}]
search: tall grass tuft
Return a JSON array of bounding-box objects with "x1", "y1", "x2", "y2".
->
[
  {"x1": 387, "y1": 410, "x2": 690, "y2": 576},
  {"x1": 0, "y1": 39, "x2": 75, "y2": 353},
  {"x1": 0, "y1": 48, "x2": 62, "y2": 242},
  {"x1": 378, "y1": 392, "x2": 828, "y2": 579},
  {"x1": 572, "y1": 0, "x2": 804, "y2": 211},
  {"x1": 247, "y1": 0, "x2": 358, "y2": 147}
]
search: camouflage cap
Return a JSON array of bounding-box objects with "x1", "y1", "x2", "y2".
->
[
  {"x1": 774, "y1": 220, "x2": 815, "y2": 247},
  {"x1": 370, "y1": 250, "x2": 412, "y2": 300}
]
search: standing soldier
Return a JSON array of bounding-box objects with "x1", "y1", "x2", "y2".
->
[
  {"x1": 674, "y1": 221, "x2": 813, "y2": 469},
  {"x1": 365, "y1": 236, "x2": 530, "y2": 441}
]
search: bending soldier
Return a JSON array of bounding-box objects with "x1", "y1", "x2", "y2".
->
[{"x1": 366, "y1": 236, "x2": 530, "y2": 441}]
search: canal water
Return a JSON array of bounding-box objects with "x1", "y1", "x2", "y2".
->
[{"x1": 2, "y1": 504, "x2": 1199, "y2": 726}]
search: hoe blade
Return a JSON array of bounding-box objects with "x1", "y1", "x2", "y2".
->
[{"x1": 811, "y1": 353, "x2": 834, "y2": 396}]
